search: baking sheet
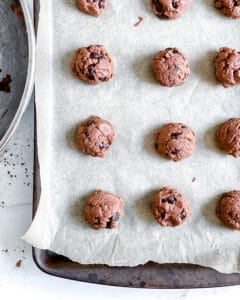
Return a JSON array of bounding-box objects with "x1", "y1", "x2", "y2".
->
[{"x1": 24, "y1": 0, "x2": 240, "y2": 273}]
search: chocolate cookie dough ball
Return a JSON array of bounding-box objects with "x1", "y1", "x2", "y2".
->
[
  {"x1": 77, "y1": 0, "x2": 109, "y2": 16},
  {"x1": 217, "y1": 190, "x2": 240, "y2": 230},
  {"x1": 155, "y1": 123, "x2": 196, "y2": 161},
  {"x1": 72, "y1": 45, "x2": 114, "y2": 84},
  {"x1": 152, "y1": 0, "x2": 192, "y2": 20},
  {"x1": 152, "y1": 187, "x2": 191, "y2": 227},
  {"x1": 214, "y1": 0, "x2": 240, "y2": 18},
  {"x1": 217, "y1": 118, "x2": 240, "y2": 157},
  {"x1": 215, "y1": 47, "x2": 240, "y2": 88},
  {"x1": 152, "y1": 48, "x2": 190, "y2": 87},
  {"x1": 84, "y1": 190, "x2": 124, "y2": 229},
  {"x1": 76, "y1": 116, "x2": 115, "y2": 157}
]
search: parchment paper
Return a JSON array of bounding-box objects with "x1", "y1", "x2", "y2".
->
[{"x1": 23, "y1": 0, "x2": 240, "y2": 273}]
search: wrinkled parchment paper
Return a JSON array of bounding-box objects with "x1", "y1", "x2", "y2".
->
[{"x1": 23, "y1": 0, "x2": 240, "y2": 273}]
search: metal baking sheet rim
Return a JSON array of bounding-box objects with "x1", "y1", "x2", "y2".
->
[
  {"x1": 31, "y1": 0, "x2": 240, "y2": 288},
  {"x1": 0, "y1": 0, "x2": 35, "y2": 151}
]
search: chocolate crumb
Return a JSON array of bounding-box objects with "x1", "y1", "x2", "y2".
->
[
  {"x1": 0, "y1": 74, "x2": 12, "y2": 93},
  {"x1": 134, "y1": 16, "x2": 143, "y2": 27},
  {"x1": 16, "y1": 260, "x2": 22, "y2": 267},
  {"x1": 192, "y1": 177, "x2": 196, "y2": 182}
]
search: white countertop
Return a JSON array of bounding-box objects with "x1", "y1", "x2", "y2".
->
[{"x1": 0, "y1": 1, "x2": 240, "y2": 299}]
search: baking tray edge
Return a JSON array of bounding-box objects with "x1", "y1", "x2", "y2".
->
[{"x1": 32, "y1": 0, "x2": 240, "y2": 288}]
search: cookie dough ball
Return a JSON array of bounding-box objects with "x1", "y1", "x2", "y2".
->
[
  {"x1": 76, "y1": 116, "x2": 115, "y2": 157},
  {"x1": 155, "y1": 123, "x2": 196, "y2": 161},
  {"x1": 152, "y1": 0, "x2": 192, "y2": 20},
  {"x1": 217, "y1": 190, "x2": 240, "y2": 230},
  {"x1": 84, "y1": 190, "x2": 124, "y2": 229},
  {"x1": 217, "y1": 118, "x2": 240, "y2": 157},
  {"x1": 215, "y1": 47, "x2": 240, "y2": 88},
  {"x1": 152, "y1": 48, "x2": 190, "y2": 87},
  {"x1": 152, "y1": 187, "x2": 191, "y2": 227},
  {"x1": 214, "y1": 0, "x2": 240, "y2": 18},
  {"x1": 72, "y1": 45, "x2": 114, "y2": 84},
  {"x1": 77, "y1": 0, "x2": 109, "y2": 16}
]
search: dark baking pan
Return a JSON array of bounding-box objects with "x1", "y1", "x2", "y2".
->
[{"x1": 32, "y1": 0, "x2": 240, "y2": 288}]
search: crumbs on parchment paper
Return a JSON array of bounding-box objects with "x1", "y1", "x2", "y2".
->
[{"x1": 134, "y1": 16, "x2": 143, "y2": 27}]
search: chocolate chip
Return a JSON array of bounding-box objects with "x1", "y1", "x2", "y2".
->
[
  {"x1": 167, "y1": 196, "x2": 176, "y2": 204},
  {"x1": 90, "y1": 52, "x2": 100, "y2": 59},
  {"x1": 171, "y1": 132, "x2": 182, "y2": 139},
  {"x1": 161, "y1": 212, "x2": 166, "y2": 219},
  {"x1": 98, "y1": 0, "x2": 105, "y2": 8},
  {"x1": 99, "y1": 77, "x2": 107, "y2": 81},
  {"x1": 162, "y1": 196, "x2": 176, "y2": 204},
  {"x1": 166, "y1": 47, "x2": 173, "y2": 51},
  {"x1": 228, "y1": 211, "x2": 233, "y2": 218},
  {"x1": 86, "y1": 120, "x2": 94, "y2": 126},
  {"x1": 154, "y1": 143, "x2": 158, "y2": 149},
  {"x1": 172, "y1": 1, "x2": 179, "y2": 9},
  {"x1": 173, "y1": 49, "x2": 181, "y2": 54},
  {"x1": 99, "y1": 142, "x2": 110, "y2": 150},
  {"x1": 87, "y1": 74, "x2": 95, "y2": 81},
  {"x1": 94, "y1": 217, "x2": 101, "y2": 225},
  {"x1": 106, "y1": 219, "x2": 113, "y2": 229},
  {"x1": 234, "y1": 0, "x2": 239, "y2": 6},
  {"x1": 87, "y1": 64, "x2": 96, "y2": 80},
  {"x1": 171, "y1": 149, "x2": 179, "y2": 155},
  {"x1": 153, "y1": 0, "x2": 163, "y2": 13},
  {"x1": 180, "y1": 210, "x2": 186, "y2": 219},
  {"x1": 90, "y1": 52, "x2": 105, "y2": 60}
]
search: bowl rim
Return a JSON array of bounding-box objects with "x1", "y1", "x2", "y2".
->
[{"x1": 0, "y1": 0, "x2": 36, "y2": 151}]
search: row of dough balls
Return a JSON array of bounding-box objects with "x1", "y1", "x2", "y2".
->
[
  {"x1": 76, "y1": 116, "x2": 240, "y2": 160},
  {"x1": 72, "y1": 45, "x2": 240, "y2": 88},
  {"x1": 77, "y1": 0, "x2": 240, "y2": 19},
  {"x1": 84, "y1": 188, "x2": 240, "y2": 230}
]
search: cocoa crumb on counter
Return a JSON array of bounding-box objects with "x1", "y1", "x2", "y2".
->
[
  {"x1": 16, "y1": 260, "x2": 22, "y2": 267},
  {"x1": 0, "y1": 74, "x2": 12, "y2": 93},
  {"x1": 0, "y1": 147, "x2": 32, "y2": 187},
  {"x1": 134, "y1": 16, "x2": 143, "y2": 27},
  {"x1": 192, "y1": 177, "x2": 196, "y2": 182},
  {"x1": 1, "y1": 249, "x2": 8, "y2": 253}
]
